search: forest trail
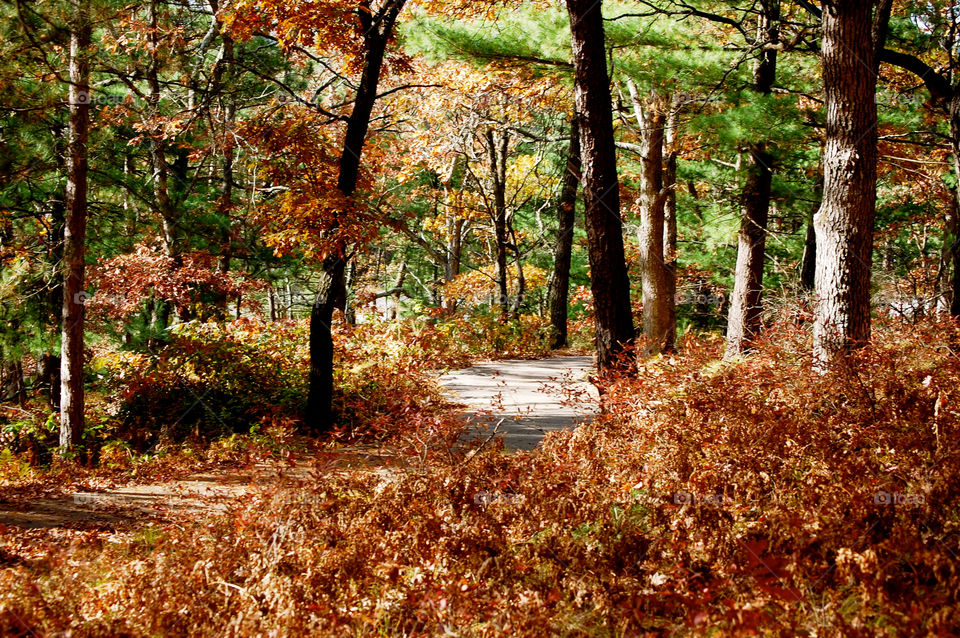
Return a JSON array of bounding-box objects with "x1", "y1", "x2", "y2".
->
[
  {"x1": 0, "y1": 356, "x2": 597, "y2": 529},
  {"x1": 439, "y1": 355, "x2": 599, "y2": 451}
]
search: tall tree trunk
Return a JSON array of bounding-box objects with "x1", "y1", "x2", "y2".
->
[
  {"x1": 442, "y1": 158, "x2": 464, "y2": 310},
  {"x1": 549, "y1": 116, "x2": 581, "y2": 349},
  {"x1": 45, "y1": 194, "x2": 65, "y2": 409},
  {"x1": 566, "y1": 0, "x2": 635, "y2": 370},
  {"x1": 725, "y1": 145, "x2": 773, "y2": 356},
  {"x1": 509, "y1": 212, "x2": 525, "y2": 319},
  {"x1": 147, "y1": 0, "x2": 177, "y2": 260},
  {"x1": 487, "y1": 128, "x2": 510, "y2": 320},
  {"x1": 307, "y1": 0, "x2": 405, "y2": 432},
  {"x1": 725, "y1": 0, "x2": 779, "y2": 357},
  {"x1": 663, "y1": 100, "x2": 679, "y2": 353},
  {"x1": 813, "y1": 0, "x2": 881, "y2": 366},
  {"x1": 948, "y1": 96, "x2": 960, "y2": 317},
  {"x1": 635, "y1": 90, "x2": 672, "y2": 355},
  {"x1": 60, "y1": 0, "x2": 90, "y2": 450},
  {"x1": 217, "y1": 29, "x2": 236, "y2": 291}
]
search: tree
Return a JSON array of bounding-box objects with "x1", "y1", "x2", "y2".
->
[
  {"x1": 60, "y1": 0, "x2": 91, "y2": 449},
  {"x1": 813, "y1": 0, "x2": 888, "y2": 365},
  {"x1": 565, "y1": 0, "x2": 635, "y2": 370},
  {"x1": 725, "y1": 0, "x2": 780, "y2": 357},
  {"x1": 306, "y1": 0, "x2": 407, "y2": 432},
  {"x1": 548, "y1": 116, "x2": 581, "y2": 349},
  {"x1": 628, "y1": 84, "x2": 674, "y2": 355}
]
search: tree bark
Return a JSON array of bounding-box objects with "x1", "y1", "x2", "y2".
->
[
  {"x1": 813, "y1": 0, "x2": 881, "y2": 366},
  {"x1": 725, "y1": 0, "x2": 779, "y2": 358},
  {"x1": 146, "y1": 0, "x2": 177, "y2": 261},
  {"x1": 663, "y1": 100, "x2": 679, "y2": 353},
  {"x1": 60, "y1": 0, "x2": 90, "y2": 450},
  {"x1": 509, "y1": 212, "x2": 525, "y2": 319},
  {"x1": 486, "y1": 128, "x2": 510, "y2": 319},
  {"x1": 548, "y1": 116, "x2": 581, "y2": 349},
  {"x1": 306, "y1": 0, "x2": 405, "y2": 432},
  {"x1": 947, "y1": 96, "x2": 960, "y2": 317},
  {"x1": 216, "y1": 20, "x2": 236, "y2": 308},
  {"x1": 45, "y1": 194, "x2": 66, "y2": 409},
  {"x1": 636, "y1": 91, "x2": 672, "y2": 355},
  {"x1": 725, "y1": 145, "x2": 773, "y2": 356},
  {"x1": 565, "y1": 0, "x2": 635, "y2": 370}
]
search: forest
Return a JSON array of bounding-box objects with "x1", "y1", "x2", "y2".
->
[{"x1": 1, "y1": 0, "x2": 960, "y2": 635}]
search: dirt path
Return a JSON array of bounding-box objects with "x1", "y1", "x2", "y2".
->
[
  {"x1": 0, "y1": 448, "x2": 397, "y2": 530},
  {"x1": 439, "y1": 355, "x2": 599, "y2": 451},
  {"x1": 0, "y1": 356, "x2": 598, "y2": 529}
]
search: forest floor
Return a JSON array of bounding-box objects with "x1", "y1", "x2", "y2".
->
[{"x1": 0, "y1": 355, "x2": 597, "y2": 530}]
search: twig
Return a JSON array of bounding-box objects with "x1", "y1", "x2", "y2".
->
[{"x1": 462, "y1": 419, "x2": 505, "y2": 466}]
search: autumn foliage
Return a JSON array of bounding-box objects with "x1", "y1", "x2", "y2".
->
[{"x1": 2, "y1": 319, "x2": 959, "y2": 635}]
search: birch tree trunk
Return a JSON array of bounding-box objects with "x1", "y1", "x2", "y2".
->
[{"x1": 60, "y1": 0, "x2": 91, "y2": 449}]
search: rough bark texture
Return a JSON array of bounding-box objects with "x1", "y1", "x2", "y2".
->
[
  {"x1": 813, "y1": 0, "x2": 880, "y2": 366},
  {"x1": 60, "y1": 1, "x2": 90, "y2": 449},
  {"x1": 548, "y1": 117, "x2": 581, "y2": 349},
  {"x1": 725, "y1": 145, "x2": 773, "y2": 356},
  {"x1": 566, "y1": 0, "x2": 635, "y2": 369},
  {"x1": 307, "y1": 0, "x2": 404, "y2": 432},
  {"x1": 725, "y1": 0, "x2": 779, "y2": 358},
  {"x1": 636, "y1": 92, "x2": 672, "y2": 355}
]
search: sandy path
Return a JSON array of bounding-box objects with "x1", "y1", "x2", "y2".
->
[
  {"x1": 0, "y1": 356, "x2": 599, "y2": 529},
  {"x1": 439, "y1": 355, "x2": 599, "y2": 451}
]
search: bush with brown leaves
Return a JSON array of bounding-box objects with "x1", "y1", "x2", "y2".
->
[{"x1": 2, "y1": 319, "x2": 958, "y2": 636}]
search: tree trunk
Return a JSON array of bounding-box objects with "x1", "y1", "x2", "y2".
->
[
  {"x1": 813, "y1": 0, "x2": 880, "y2": 366},
  {"x1": 947, "y1": 96, "x2": 960, "y2": 317},
  {"x1": 725, "y1": 145, "x2": 773, "y2": 357},
  {"x1": 147, "y1": 0, "x2": 178, "y2": 261},
  {"x1": 725, "y1": 0, "x2": 779, "y2": 358},
  {"x1": 60, "y1": 1, "x2": 90, "y2": 450},
  {"x1": 38, "y1": 353, "x2": 61, "y2": 409},
  {"x1": 344, "y1": 260, "x2": 359, "y2": 325},
  {"x1": 566, "y1": 0, "x2": 635, "y2": 370},
  {"x1": 389, "y1": 260, "x2": 406, "y2": 321},
  {"x1": 509, "y1": 211, "x2": 525, "y2": 319},
  {"x1": 4, "y1": 362, "x2": 26, "y2": 407},
  {"x1": 548, "y1": 116, "x2": 581, "y2": 349},
  {"x1": 636, "y1": 91, "x2": 672, "y2": 355},
  {"x1": 306, "y1": 0, "x2": 405, "y2": 432},
  {"x1": 800, "y1": 217, "x2": 817, "y2": 291},
  {"x1": 486, "y1": 128, "x2": 510, "y2": 320},
  {"x1": 45, "y1": 195, "x2": 66, "y2": 409},
  {"x1": 663, "y1": 100, "x2": 679, "y2": 353}
]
